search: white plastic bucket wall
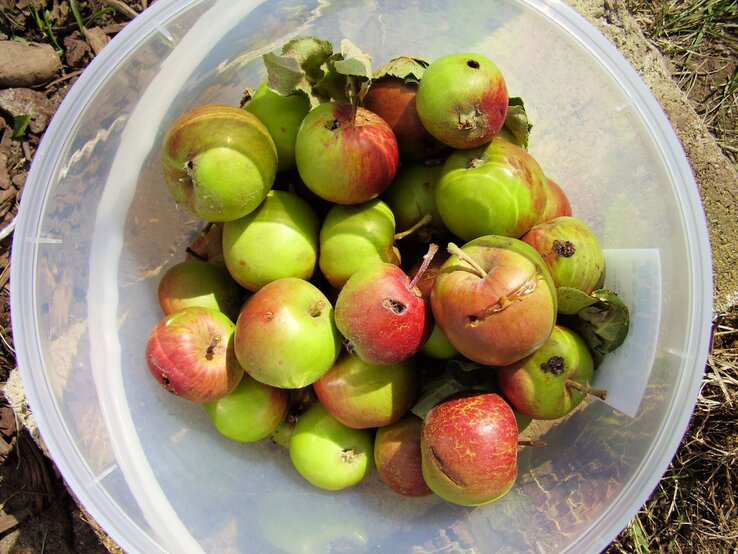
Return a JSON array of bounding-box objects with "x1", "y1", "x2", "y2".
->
[{"x1": 10, "y1": 0, "x2": 712, "y2": 552}]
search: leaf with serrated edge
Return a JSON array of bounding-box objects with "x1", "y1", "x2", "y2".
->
[{"x1": 503, "y1": 97, "x2": 533, "y2": 149}]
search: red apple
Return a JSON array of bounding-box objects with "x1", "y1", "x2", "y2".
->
[
  {"x1": 313, "y1": 352, "x2": 419, "y2": 429},
  {"x1": 431, "y1": 237, "x2": 557, "y2": 366},
  {"x1": 374, "y1": 414, "x2": 431, "y2": 497},
  {"x1": 334, "y1": 260, "x2": 433, "y2": 366},
  {"x1": 145, "y1": 306, "x2": 243, "y2": 403},
  {"x1": 363, "y1": 77, "x2": 446, "y2": 162},
  {"x1": 294, "y1": 102, "x2": 399, "y2": 204},
  {"x1": 421, "y1": 392, "x2": 518, "y2": 506}
]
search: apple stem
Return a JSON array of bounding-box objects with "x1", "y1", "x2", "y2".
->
[
  {"x1": 518, "y1": 439, "x2": 547, "y2": 448},
  {"x1": 566, "y1": 379, "x2": 608, "y2": 400},
  {"x1": 447, "y1": 242, "x2": 487, "y2": 279},
  {"x1": 408, "y1": 243, "x2": 439, "y2": 292},
  {"x1": 394, "y1": 213, "x2": 433, "y2": 241},
  {"x1": 206, "y1": 335, "x2": 221, "y2": 360}
]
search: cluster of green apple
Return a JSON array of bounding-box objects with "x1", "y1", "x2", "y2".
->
[{"x1": 145, "y1": 37, "x2": 629, "y2": 506}]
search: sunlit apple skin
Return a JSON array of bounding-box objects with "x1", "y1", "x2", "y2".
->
[
  {"x1": 374, "y1": 414, "x2": 431, "y2": 497},
  {"x1": 234, "y1": 278, "x2": 341, "y2": 388},
  {"x1": 243, "y1": 80, "x2": 310, "y2": 172},
  {"x1": 145, "y1": 307, "x2": 243, "y2": 403},
  {"x1": 161, "y1": 104, "x2": 277, "y2": 222},
  {"x1": 157, "y1": 259, "x2": 245, "y2": 321},
  {"x1": 497, "y1": 325, "x2": 596, "y2": 420},
  {"x1": 363, "y1": 78, "x2": 446, "y2": 162},
  {"x1": 222, "y1": 190, "x2": 320, "y2": 291},
  {"x1": 319, "y1": 200, "x2": 401, "y2": 289},
  {"x1": 421, "y1": 392, "x2": 518, "y2": 506},
  {"x1": 521, "y1": 216, "x2": 605, "y2": 294},
  {"x1": 313, "y1": 352, "x2": 419, "y2": 429},
  {"x1": 289, "y1": 403, "x2": 374, "y2": 491},
  {"x1": 436, "y1": 137, "x2": 547, "y2": 241},
  {"x1": 416, "y1": 52, "x2": 508, "y2": 149},
  {"x1": 431, "y1": 236, "x2": 557, "y2": 366},
  {"x1": 536, "y1": 178, "x2": 573, "y2": 224},
  {"x1": 295, "y1": 102, "x2": 399, "y2": 205},
  {"x1": 204, "y1": 374, "x2": 289, "y2": 442},
  {"x1": 335, "y1": 263, "x2": 432, "y2": 365}
]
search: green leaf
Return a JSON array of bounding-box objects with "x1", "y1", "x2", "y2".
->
[
  {"x1": 557, "y1": 286, "x2": 599, "y2": 315},
  {"x1": 373, "y1": 55, "x2": 430, "y2": 84},
  {"x1": 12, "y1": 114, "x2": 32, "y2": 139},
  {"x1": 410, "y1": 377, "x2": 469, "y2": 419},
  {"x1": 262, "y1": 37, "x2": 335, "y2": 106},
  {"x1": 503, "y1": 97, "x2": 532, "y2": 149}
]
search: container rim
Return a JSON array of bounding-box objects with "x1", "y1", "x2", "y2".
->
[{"x1": 9, "y1": 0, "x2": 714, "y2": 552}]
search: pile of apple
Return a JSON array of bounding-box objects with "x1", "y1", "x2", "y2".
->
[{"x1": 145, "y1": 37, "x2": 629, "y2": 506}]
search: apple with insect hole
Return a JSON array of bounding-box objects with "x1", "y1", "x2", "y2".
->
[
  {"x1": 145, "y1": 306, "x2": 243, "y2": 403},
  {"x1": 497, "y1": 325, "x2": 607, "y2": 420},
  {"x1": 334, "y1": 244, "x2": 438, "y2": 365}
]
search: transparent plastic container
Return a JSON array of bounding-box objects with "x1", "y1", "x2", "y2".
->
[{"x1": 10, "y1": 0, "x2": 713, "y2": 552}]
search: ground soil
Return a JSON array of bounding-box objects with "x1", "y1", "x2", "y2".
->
[{"x1": 0, "y1": 0, "x2": 735, "y2": 553}]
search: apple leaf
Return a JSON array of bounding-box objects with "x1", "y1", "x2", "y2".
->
[
  {"x1": 410, "y1": 377, "x2": 469, "y2": 419},
  {"x1": 372, "y1": 55, "x2": 430, "y2": 84},
  {"x1": 559, "y1": 288, "x2": 630, "y2": 366},
  {"x1": 333, "y1": 38, "x2": 374, "y2": 107},
  {"x1": 262, "y1": 37, "x2": 335, "y2": 106},
  {"x1": 557, "y1": 286, "x2": 599, "y2": 315},
  {"x1": 503, "y1": 97, "x2": 532, "y2": 149}
]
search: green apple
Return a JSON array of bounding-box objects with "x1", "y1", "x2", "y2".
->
[
  {"x1": 416, "y1": 52, "x2": 509, "y2": 149},
  {"x1": 289, "y1": 402, "x2": 374, "y2": 491},
  {"x1": 382, "y1": 161, "x2": 447, "y2": 242},
  {"x1": 243, "y1": 81, "x2": 310, "y2": 172},
  {"x1": 161, "y1": 104, "x2": 277, "y2": 222},
  {"x1": 435, "y1": 137, "x2": 547, "y2": 240},
  {"x1": 222, "y1": 190, "x2": 320, "y2": 291},
  {"x1": 318, "y1": 199, "x2": 400, "y2": 288},
  {"x1": 234, "y1": 278, "x2": 341, "y2": 388},
  {"x1": 204, "y1": 374, "x2": 289, "y2": 442},
  {"x1": 157, "y1": 259, "x2": 245, "y2": 321}
]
